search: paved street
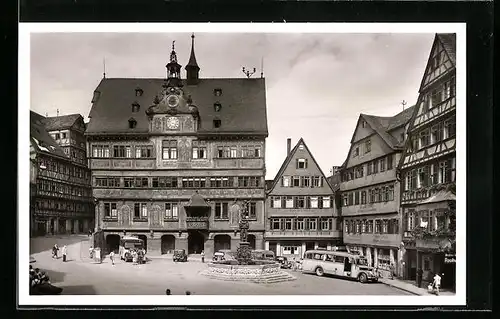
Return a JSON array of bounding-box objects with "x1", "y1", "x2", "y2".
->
[{"x1": 29, "y1": 236, "x2": 411, "y2": 295}]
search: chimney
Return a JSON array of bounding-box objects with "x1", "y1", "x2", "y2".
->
[{"x1": 287, "y1": 138, "x2": 291, "y2": 155}]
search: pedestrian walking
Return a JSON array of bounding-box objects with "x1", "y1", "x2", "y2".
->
[
  {"x1": 389, "y1": 263, "x2": 395, "y2": 279},
  {"x1": 165, "y1": 289, "x2": 171, "y2": 295},
  {"x1": 132, "y1": 250, "x2": 138, "y2": 265},
  {"x1": 109, "y1": 250, "x2": 115, "y2": 265},
  {"x1": 89, "y1": 246, "x2": 94, "y2": 259},
  {"x1": 432, "y1": 273, "x2": 442, "y2": 295},
  {"x1": 201, "y1": 250, "x2": 205, "y2": 263},
  {"x1": 62, "y1": 245, "x2": 67, "y2": 262},
  {"x1": 416, "y1": 268, "x2": 423, "y2": 288},
  {"x1": 52, "y1": 244, "x2": 59, "y2": 259},
  {"x1": 88, "y1": 229, "x2": 92, "y2": 237}
]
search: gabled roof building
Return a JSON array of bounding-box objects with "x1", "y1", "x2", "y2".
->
[
  {"x1": 265, "y1": 138, "x2": 341, "y2": 258},
  {"x1": 339, "y1": 105, "x2": 414, "y2": 278},
  {"x1": 30, "y1": 111, "x2": 94, "y2": 236},
  {"x1": 398, "y1": 33, "x2": 456, "y2": 291},
  {"x1": 86, "y1": 35, "x2": 268, "y2": 256}
]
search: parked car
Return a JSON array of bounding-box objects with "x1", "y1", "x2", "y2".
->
[
  {"x1": 212, "y1": 251, "x2": 225, "y2": 262},
  {"x1": 275, "y1": 256, "x2": 291, "y2": 269},
  {"x1": 252, "y1": 250, "x2": 275, "y2": 261},
  {"x1": 173, "y1": 249, "x2": 187, "y2": 262}
]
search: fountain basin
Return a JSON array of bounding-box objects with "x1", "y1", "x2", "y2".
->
[{"x1": 200, "y1": 262, "x2": 296, "y2": 284}]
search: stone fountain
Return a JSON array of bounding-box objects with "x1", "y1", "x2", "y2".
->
[{"x1": 200, "y1": 201, "x2": 296, "y2": 284}]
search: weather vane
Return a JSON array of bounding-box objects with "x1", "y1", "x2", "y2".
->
[
  {"x1": 242, "y1": 66, "x2": 256, "y2": 78},
  {"x1": 401, "y1": 100, "x2": 407, "y2": 110}
]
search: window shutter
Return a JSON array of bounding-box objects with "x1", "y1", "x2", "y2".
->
[
  {"x1": 305, "y1": 159, "x2": 308, "y2": 168},
  {"x1": 281, "y1": 176, "x2": 284, "y2": 187},
  {"x1": 296, "y1": 159, "x2": 299, "y2": 168},
  {"x1": 270, "y1": 198, "x2": 274, "y2": 208}
]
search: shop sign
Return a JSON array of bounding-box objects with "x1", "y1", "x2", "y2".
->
[{"x1": 444, "y1": 254, "x2": 456, "y2": 264}]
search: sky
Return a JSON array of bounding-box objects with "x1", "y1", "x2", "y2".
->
[{"x1": 30, "y1": 32, "x2": 435, "y2": 180}]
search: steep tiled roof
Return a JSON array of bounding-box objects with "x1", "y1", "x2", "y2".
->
[
  {"x1": 437, "y1": 33, "x2": 456, "y2": 66},
  {"x1": 30, "y1": 111, "x2": 67, "y2": 158},
  {"x1": 86, "y1": 78, "x2": 268, "y2": 136},
  {"x1": 267, "y1": 138, "x2": 334, "y2": 194},
  {"x1": 42, "y1": 114, "x2": 82, "y2": 131},
  {"x1": 360, "y1": 104, "x2": 415, "y2": 150}
]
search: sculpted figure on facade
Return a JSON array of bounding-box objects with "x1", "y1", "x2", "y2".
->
[
  {"x1": 230, "y1": 201, "x2": 240, "y2": 226},
  {"x1": 120, "y1": 205, "x2": 131, "y2": 226}
]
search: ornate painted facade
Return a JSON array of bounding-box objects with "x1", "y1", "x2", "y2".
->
[
  {"x1": 85, "y1": 36, "x2": 268, "y2": 257},
  {"x1": 265, "y1": 138, "x2": 340, "y2": 259},
  {"x1": 398, "y1": 33, "x2": 456, "y2": 290}
]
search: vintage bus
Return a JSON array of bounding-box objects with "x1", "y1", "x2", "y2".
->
[
  {"x1": 119, "y1": 236, "x2": 144, "y2": 262},
  {"x1": 301, "y1": 250, "x2": 378, "y2": 283}
]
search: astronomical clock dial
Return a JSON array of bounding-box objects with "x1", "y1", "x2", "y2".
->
[
  {"x1": 167, "y1": 95, "x2": 179, "y2": 108},
  {"x1": 166, "y1": 117, "x2": 180, "y2": 130}
]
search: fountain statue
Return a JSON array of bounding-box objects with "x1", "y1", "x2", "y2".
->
[
  {"x1": 236, "y1": 201, "x2": 253, "y2": 265},
  {"x1": 200, "y1": 200, "x2": 296, "y2": 284}
]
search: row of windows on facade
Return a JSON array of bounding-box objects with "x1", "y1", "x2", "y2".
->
[
  {"x1": 51, "y1": 133, "x2": 86, "y2": 148},
  {"x1": 95, "y1": 176, "x2": 262, "y2": 188},
  {"x1": 344, "y1": 218, "x2": 399, "y2": 235},
  {"x1": 133, "y1": 87, "x2": 222, "y2": 98},
  {"x1": 420, "y1": 76, "x2": 455, "y2": 114},
  {"x1": 62, "y1": 148, "x2": 87, "y2": 163},
  {"x1": 341, "y1": 184, "x2": 395, "y2": 207},
  {"x1": 103, "y1": 201, "x2": 258, "y2": 220},
  {"x1": 342, "y1": 154, "x2": 394, "y2": 182},
  {"x1": 269, "y1": 217, "x2": 340, "y2": 231},
  {"x1": 404, "y1": 210, "x2": 452, "y2": 232},
  {"x1": 352, "y1": 139, "x2": 372, "y2": 158},
  {"x1": 132, "y1": 102, "x2": 225, "y2": 113},
  {"x1": 35, "y1": 199, "x2": 88, "y2": 213},
  {"x1": 37, "y1": 180, "x2": 92, "y2": 198},
  {"x1": 403, "y1": 158, "x2": 455, "y2": 191},
  {"x1": 280, "y1": 175, "x2": 324, "y2": 188},
  {"x1": 408, "y1": 118, "x2": 456, "y2": 153},
  {"x1": 269, "y1": 196, "x2": 334, "y2": 209},
  {"x1": 92, "y1": 143, "x2": 262, "y2": 159},
  {"x1": 38, "y1": 159, "x2": 89, "y2": 180}
]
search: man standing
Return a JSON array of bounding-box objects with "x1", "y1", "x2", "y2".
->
[
  {"x1": 201, "y1": 250, "x2": 205, "y2": 263},
  {"x1": 433, "y1": 273, "x2": 442, "y2": 295},
  {"x1": 416, "y1": 268, "x2": 423, "y2": 288},
  {"x1": 62, "y1": 245, "x2": 67, "y2": 262},
  {"x1": 109, "y1": 250, "x2": 115, "y2": 266}
]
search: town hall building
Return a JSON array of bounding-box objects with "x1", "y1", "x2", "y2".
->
[{"x1": 86, "y1": 35, "x2": 268, "y2": 257}]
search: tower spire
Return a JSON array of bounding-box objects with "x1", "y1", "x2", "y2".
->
[
  {"x1": 165, "y1": 40, "x2": 182, "y2": 87},
  {"x1": 185, "y1": 33, "x2": 200, "y2": 85}
]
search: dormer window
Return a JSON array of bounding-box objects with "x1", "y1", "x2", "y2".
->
[
  {"x1": 135, "y1": 87, "x2": 143, "y2": 97},
  {"x1": 129, "y1": 118, "x2": 137, "y2": 129},
  {"x1": 214, "y1": 103, "x2": 222, "y2": 112},
  {"x1": 92, "y1": 90, "x2": 101, "y2": 103},
  {"x1": 213, "y1": 119, "x2": 221, "y2": 128},
  {"x1": 361, "y1": 120, "x2": 366, "y2": 128},
  {"x1": 132, "y1": 101, "x2": 140, "y2": 113},
  {"x1": 214, "y1": 88, "x2": 222, "y2": 97}
]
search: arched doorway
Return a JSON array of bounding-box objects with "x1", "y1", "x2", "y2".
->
[
  {"x1": 161, "y1": 235, "x2": 175, "y2": 254},
  {"x1": 188, "y1": 230, "x2": 205, "y2": 254},
  {"x1": 247, "y1": 234, "x2": 256, "y2": 250},
  {"x1": 214, "y1": 234, "x2": 231, "y2": 252},
  {"x1": 106, "y1": 234, "x2": 120, "y2": 254},
  {"x1": 137, "y1": 234, "x2": 148, "y2": 252}
]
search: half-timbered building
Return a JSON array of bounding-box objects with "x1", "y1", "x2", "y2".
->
[
  {"x1": 30, "y1": 112, "x2": 94, "y2": 236},
  {"x1": 339, "y1": 106, "x2": 414, "y2": 278},
  {"x1": 265, "y1": 138, "x2": 341, "y2": 258},
  {"x1": 86, "y1": 35, "x2": 268, "y2": 257},
  {"x1": 398, "y1": 34, "x2": 456, "y2": 290}
]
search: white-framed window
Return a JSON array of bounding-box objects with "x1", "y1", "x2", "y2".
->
[
  {"x1": 419, "y1": 129, "x2": 430, "y2": 149},
  {"x1": 353, "y1": 147, "x2": 359, "y2": 157},
  {"x1": 431, "y1": 123, "x2": 443, "y2": 144},
  {"x1": 285, "y1": 197, "x2": 294, "y2": 208},
  {"x1": 192, "y1": 140, "x2": 207, "y2": 159},
  {"x1": 272, "y1": 196, "x2": 281, "y2": 208},
  {"x1": 296, "y1": 218, "x2": 305, "y2": 230},
  {"x1": 322, "y1": 196, "x2": 331, "y2": 208},
  {"x1": 214, "y1": 202, "x2": 229, "y2": 220},
  {"x1": 444, "y1": 118, "x2": 456, "y2": 139},
  {"x1": 282, "y1": 176, "x2": 290, "y2": 187},
  {"x1": 134, "y1": 203, "x2": 148, "y2": 218},
  {"x1": 165, "y1": 202, "x2": 178, "y2": 219},
  {"x1": 285, "y1": 218, "x2": 293, "y2": 230},
  {"x1": 162, "y1": 140, "x2": 177, "y2": 159},
  {"x1": 92, "y1": 145, "x2": 110, "y2": 158},
  {"x1": 365, "y1": 140, "x2": 371, "y2": 153},
  {"x1": 125, "y1": 146, "x2": 132, "y2": 158},
  {"x1": 312, "y1": 176, "x2": 321, "y2": 187},
  {"x1": 230, "y1": 148, "x2": 238, "y2": 158},
  {"x1": 310, "y1": 197, "x2": 318, "y2": 208},
  {"x1": 104, "y1": 202, "x2": 118, "y2": 217},
  {"x1": 297, "y1": 158, "x2": 308, "y2": 169}
]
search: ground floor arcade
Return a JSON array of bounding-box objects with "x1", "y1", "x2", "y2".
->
[
  {"x1": 264, "y1": 239, "x2": 343, "y2": 259},
  {"x1": 100, "y1": 230, "x2": 265, "y2": 257},
  {"x1": 31, "y1": 215, "x2": 94, "y2": 237}
]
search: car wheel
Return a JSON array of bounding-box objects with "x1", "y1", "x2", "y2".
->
[
  {"x1": 358, "y1": 273, "x2": 368, "y2": 283},
  {"x1": 315, "y1": 267, "x2": 324, "y2": 277}
]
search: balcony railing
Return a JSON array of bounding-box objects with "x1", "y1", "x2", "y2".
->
[
  {"x1": 265, "y1": 230, "x2": 341, "y2": 238},
  {"x1": 186, "y1": 216, "x2": 209, "y2": 230}
]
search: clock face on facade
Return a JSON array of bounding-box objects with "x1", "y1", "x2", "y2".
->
[
  {"x1": 166, "y1": 95, "x2": 179, "y2": 108},
  {"x1": 166, "y1": 117, "x2": 180, "y2": 129}
]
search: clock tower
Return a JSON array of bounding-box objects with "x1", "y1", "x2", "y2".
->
[{"x1": 146, "y1": 41, "x2": 200, "y2": 134}]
